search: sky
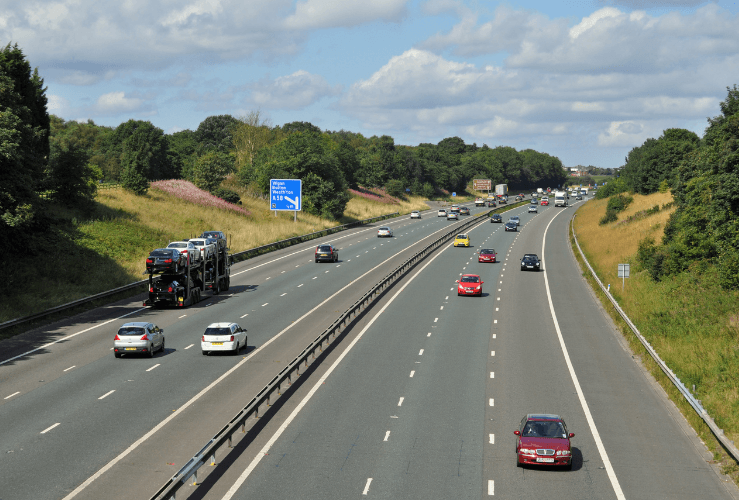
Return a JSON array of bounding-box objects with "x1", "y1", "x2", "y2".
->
[{"x1": 3, "y1": 0, "x2": 739, "y2": 170}]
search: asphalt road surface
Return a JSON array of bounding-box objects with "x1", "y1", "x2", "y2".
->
[{"x1": 1, "y1": 195, "x2": 736, "y2": 500}]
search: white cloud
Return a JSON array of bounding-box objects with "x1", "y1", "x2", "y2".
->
[
  {"x1": 92, "y1": 91, "x2": 145, "y2": 114},
  {"x1": 46, "y1": 94, "x2": 70, "y2": 113},
  {"x1": 284, "y1": 0, "x2": 408, "y2": 29},
  {"x1": 598, "y1": 121, "x2": 649, "y2": 147},
  {"x1": 249, "y1": 70, "x2": 341, "y2": 109}
]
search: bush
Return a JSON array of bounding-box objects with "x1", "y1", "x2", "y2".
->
[
  {"x1": 599, "y1": 209, "x2": 618, "y2": 225},
  {"x1": 718, "y1": 248, "x2": 739, "y2": 290},
  {"x1": 385, "y1": 179, "x2": 405, "y2": 198},
  {"x1": 658, "y1": 179, "x2": 671, "y2": 193},
  {"x1": 210, "y1": 187, "x2": 240, "y2": 204},
  {"x1": 607, "y1": 193, "x2": 634, "y2": 213}
]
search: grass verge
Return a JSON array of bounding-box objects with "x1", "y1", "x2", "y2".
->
[{"x1": 572, "y1": 192, "x2": 739, "y2": 484}]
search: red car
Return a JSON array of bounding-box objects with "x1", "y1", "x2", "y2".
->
[
  {"x1": 541, "y1": 199, "x2": 549, "y2": 206},
  {"x1": 456, "y1": 274, "x2": 483, "y2": 296},
  {"x1": 478, "y1": 248, "x2": 497, "y2": 263},
  {"x1": 514, "y1": 414, "x2": 574, "y2": 470}
]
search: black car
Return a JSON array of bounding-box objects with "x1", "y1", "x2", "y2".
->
[
  {"x1": 149, "y1": 276, "x2": 195, "y2": 305},
  {"x1": 200, "y1": 231, "x2": 227, "y2": 251},
  {"x1": 146, "y1": 248, "x2": 187, "y2": 273},
  {"x1": 487, "y1": 200, "x2": 496, "y2": 207},
  {"x1": 491, "y1": 214, "x2": 502, "y2": 223},
  {"x1": 504, "y1": 221, "x2": 518, "y2": 231},
  {"x1": 576, "y1": 194, "x2": 583, "y2": 200},
  {"x1": 459, "y1": 207, "x2": 470, "y2": 215},
  {"x1": 315, "y1": 244, "x2": 339, "y2": 263},
  {"x1": 520, "y1": 254, "x2": 541, "y2": 271}
]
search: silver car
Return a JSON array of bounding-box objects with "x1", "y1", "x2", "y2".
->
[
  {"x1": 377, "y1": 227, "x2": 393, "y2": 237},
  {"x1": 189, "y1": 238, "x2": 216, "y2": 260},
  {"x1": 114, "y1": 322, "x2": 165, "y2": 358},
  {"x1": 528, "y1": 205, "x2": 538, "y2": 213},
  {"x1": 167, "y1": 241, "x2": 200, "y2": 264},
  {"x1": 201, "y1": 322, "x2": 247, "y2": 355},
  {"x1": 447, "y1": 212, "x2": 459, "y2": 220},
  {"x1": 510, "y1": 216, "x2": 521, "y2": 226},
  {"x1": 410, "y1": 211, "x2": 421, "y2": 219}
]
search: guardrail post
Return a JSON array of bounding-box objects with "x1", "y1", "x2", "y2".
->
[
  {"x1": 210, "y1": 452, "x2": 217, "y2": 465},
  {"x1": 192, "y1": 470, "x2": 198, "y2": 485}
]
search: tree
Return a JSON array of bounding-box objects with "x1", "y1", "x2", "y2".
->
[
  {"x1": 0, "y1": 43, "x2": 49, "y2": 235},
  {"x1": 232, "y1": 110, "x2": 277, "y2": 172},
  {"x1": 195, "y1": 115, "x2": 240, "y2": 153},
  {"x1": 47, "y1": 136, "x2": 101, "y2": 207},
  {"x1": 192, "y1": 151, "x2": 233, "y2": 192}
]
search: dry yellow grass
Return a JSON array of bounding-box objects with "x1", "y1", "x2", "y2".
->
[
  {"x1": 343, "y1": 195, "x2": 429, "y2": 220},
  {"x1": 574, "y1": 191, "x2": 675, "y2": 287}
]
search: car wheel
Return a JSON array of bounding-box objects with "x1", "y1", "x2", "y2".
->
[
  {"x1": 114, "y1": 351, "x2": 121, "y2": 358},
  {"x1": 233, "y1": 342, "x2": 239, "y2": 355},
  {"x1": 202, "y1": 350, "x2": 208, "y2": 356},
  {"x1": 149, "y1": 344, "x2": 155, "y2": 358},
  {"x1": 225, "y1": 278, "x2": 230, "y2": 290},
  {"x1": 159, "y1": 338, "x2": 165, "y2": 353},
  {"x1": 315, "y1": 259, "x2": 318, "y2": 263}
]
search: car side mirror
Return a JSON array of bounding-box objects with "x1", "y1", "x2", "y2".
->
[
  {"x1": 455, "y1": 280, "x2": 460, "y2": 283},
  {"x1": 160, "y1": 329, "x2": 165, "y2": 334},
  {"x1": 569, "y1": 432, "x2": 575, "y2": 438},
  {"x1": 514, "y1": 430, "x2": 520, "y2": 436},
  {"x1": 481, "y1": 281, "x2": 484, "y2": 284}
]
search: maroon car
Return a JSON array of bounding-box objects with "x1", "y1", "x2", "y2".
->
[
  {"x1": 478, "y1": 248, "x2": 497, "y2": 263},
  {"x1": 514, "y1": 414, "x2": 574, "y2": 469}
]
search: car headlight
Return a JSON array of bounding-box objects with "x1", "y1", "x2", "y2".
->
[
  {"x1": 519, "y1": 448, "x2": 535, "y2": 455},
  {"x1": 556, "y1": 450, "x2": 571, "y2": 456}
]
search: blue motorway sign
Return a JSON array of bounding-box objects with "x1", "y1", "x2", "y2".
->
[{"x1": 270, "y1": 179, "x2": 302, "y2": 211}]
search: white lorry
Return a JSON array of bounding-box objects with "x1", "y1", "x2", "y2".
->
[
  {"x1": 495, "y1": 184, "x2": 508, "y2": 197},
  {"x1": 554, "y1": 190, "x2": 568, "y2": 207},
  {"x1": 537, "y1": 188, "x2": 544, "y2": 194}
]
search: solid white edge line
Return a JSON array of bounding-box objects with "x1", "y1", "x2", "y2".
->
[
  {"x1": 220, "y1": 225, "x2": 462, "y2": 500},
  {"x1": 63, "y1": 218, "x2": 472, "y2": 499},
  {"x1": 0, "y1": 307, "x2": 147, "y2": 367},
  {"x1": 64, "y1": 366, "x2": 76, "y2": 372},
  {"x1": 5, "y1": 391, "x2": 20, "y2": 399},
  {"x1": 542, "y1": 208, "x2": 625, "y2": 499}
]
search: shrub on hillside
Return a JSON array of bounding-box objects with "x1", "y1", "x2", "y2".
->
[
  {"x1": 599, "y1": 209, "x2": 618, "y2": 225},
  {"x1": 607, "y1": 194, "x2": 634, "y2": 213},
  {"x1": 594, "y1": 177, "x2": 628, "y2": 199},
  {"x1": 211, "y1": 187, "x2": 240, "y2": 204},
  {"x1": 385, "y1": 179, "x2": 405, "y2": 198}
]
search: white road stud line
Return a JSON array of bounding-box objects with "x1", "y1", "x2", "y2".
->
[
  {"x1": 490, "y1": 372, "x2": 494, "y2": 378},
  {"x1": 440, "y1": 306, "x2": 444, "y2": 310},
  {"x1": 491, "y1": 351, "x2": 495, "y2": 356},
  {"x1": 494, "y1": 320, "x2": 497, "y2": 324},
  {"x1": 297, "y1": 284, "x2": 303, "y2": 287},
  {"x1": 146, "y1": 364, "x2": 160, "y2": 372},
  {"x1": 312, "y1": 277, "x2": 317, "y2": 280},
  {"x1": 489, "y1": 434, "x2": 495, "y2": 444},
  {"x1": 64, "y1": 366, "x2": 76, "y2": 372},
  {"x1": 493, "y1": 334, "x2": 496, "y2": 339},
  {"x1": 398, "y1": 397, "x2": 404, "y2": 406},
  {"x1": 0, "y1": 306, "x2": 147, "y2": 367},
  {"x1": 98, "y1": 390, "x2": 115, "y2": 400},
  {"x1": 280, "y1": 293, "x2": 287, "y2": 297},
  {"x1": 489, "y1": 398, "x2": 494, "y2": 406},
  {"x1": 541, "y1": 208, "x2": 626, "y2": 499},
  {"x1": 363, "y1": 478, "x2": 373, "y2": 495},
  {"x1": 418, "y1": 349, "x2": 424, "y2": 356},
  {"x1": 5, "y1": 391, "x2": 20, "y2": 399},
  {"x1": 240, "y1": 313, "x2": 249, "y2": 318},
  {"x1": 178, "y1": 314, "x2": 187, "y2": 319},
  {"x1": 427, "y1": 332, "x2": 432, "y2": 337},
  {"x1": 261, "y1": 303, "x2": 269, "y2": 307},
  {"x1": 384, "y1": 431, "x2": 391, "y2": 441},
  {"x1": 410, "y1": 371, "x2": 415, "y2": 377},
  {"x1": 41, "y1": 423, "x2": 61, "y2": 434},
  {"x1": 495, "y1": 308, "x2": 499, "y2": 311},
  {"x1": 434, "y1": 318, "x2": 438, "y2": 323},
  {"x1": 184, "y1": 344, "x2": 194, "y2": 349}
]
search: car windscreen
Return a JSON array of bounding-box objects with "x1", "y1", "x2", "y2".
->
[
  {"x1": 118, "y1": 327, "x2": 145, "y2": 336},
  {"x1": 317, "y1": 246, "x2": 332, "y2": 252},
  {"x1": 523, "y1": 255, "x2": 537, "y2": 260},
  {"x1": 457, "y1": 235, "x2": 467, "y2": 239},
  {"x1": 204, "y1": 328, "x2": 232, "y2": 336},
  {"x1": 189, "y1": 239, "x2": 205, "y2": 246},
  {"x1": 480, "y1": 249, "x2": 494, "y2": 254},
  {"x1": 460, "y1": 276, "x2": 479, "y2": 283},
  {"x1": 149, "y1": 250, "x2": 173, "y2": 257},
  {"x1": 201, "y1": 232, "x2": 222, "y2": 239},
  {"x1": 168, "y1": 242, "x2": 187, "y2": 248},
  {"x1": 522, "y1": 421, "x2": 567, "y2": 438},
  {"x1": 379, "y1": 227, "x2": 390, "y2": 231}
]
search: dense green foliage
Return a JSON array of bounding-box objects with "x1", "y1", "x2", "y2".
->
[{"x1": 632, "y1": 86, "x2": 739, "y2": 289}]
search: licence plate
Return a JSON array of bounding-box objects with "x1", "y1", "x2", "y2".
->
[
  {"x1": 211, "y1": 342, "x2": 224, "y2": 346},
  {"x1": 536, "y1": 457, "x2": 554, "y2": 463},
  {"x1": 125, "y1": 347, "x2": 136, "y2": 351},
  {"x1": 466, "y1": 290, "x2": 474, "y2": 294},
  {"x1": 320, "y1": 254, "x2": 328, "y2": 257}
]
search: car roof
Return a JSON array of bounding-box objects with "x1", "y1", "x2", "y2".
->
[
  {"x1": 456, "y1": 234, "x2": 468, "y2": 238},
  {"x1": 461, "y1": 274, "x2": 480, "y2": 277},
  {"x1": 526, "y1": 413, "x2": 562, "y2": 421},
  {"x1": 523, "y1": 254, "x2": 539, "y2": 258},
  {"x1": 121, "y1": 322, "x2": 151, "y2": 328},
  {"x1": 480, "y1": 248, "x2": 495, "y2": 253},
  {"x1": 206, "y1": 322, "x2": 238, "y2": 328}
]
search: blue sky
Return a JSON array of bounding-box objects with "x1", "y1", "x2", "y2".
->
[{"x1": 3, "y1": 0, "x2": 739, "y2": 169}]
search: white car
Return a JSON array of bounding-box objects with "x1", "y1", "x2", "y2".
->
[
  {"x1": 167, "y1": 241, "x2": 200, "y2": 264},
  {"x1": 447, "y1": 212, "x2": 459, "y2": 220},
  {"x1": 410, "y1": 211, "x2": 421, "y2": 219},
  {"x1": 509, "y1": 216, "x2": 521, "y2": 225},
  {"x1": 377, "y1": 227, "x2": 393, "y2": 237},
  {"x1": 528, "y1": 205, "x2": 538, "y2": 213},
  {"x1": 438, "y1": 209, "x2": 447, "y2": 217},
  {"x1": 201, "y1": 322, "x2": 247, "y2": 355},
  {"x1": 188, "y1": 238, "x2": 216, "y2": 260}
]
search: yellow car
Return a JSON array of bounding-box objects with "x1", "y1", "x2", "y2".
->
[{"x1": 454, "y1": 233, "x2": 471, "y2": 247}]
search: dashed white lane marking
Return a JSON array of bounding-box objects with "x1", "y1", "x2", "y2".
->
[
  {"x1": 312, "y1": 277, "x2": 317, "y2": 280},
  {"x1": 384, "y1": 431, "x2": 391, "y2": 441},
  {"x1": 434, "y1": 318, "x2": 438, "y2": 323},
  {"x1": 445, "y1": 296, "x2": 449, "y2": 300},
  {"x1": 265, "y1": 277, "x2": 271, "y2": 280},
  {"x1": 494, "y1": 320, "x2": 497, "y2": 324},
  {"x1": 490, "y1": 372, "x2": 494, "y2": 378},
  {"x1": 146, "y1": 364, "x2": 160, "y2": 372},
  {"x1": 440, "y1": 306, "x2": 444, "y2": 310},
  {"x1": 240, "y1": 313, "x2": 249, "y2": 318},
  {"x1": 325, "y1": 270, "x2": 330, "y2": 273},
  {"x1": 261, "y1": 303, "x2": 269, "y2": 307},
  {"x1": 298, "y1": 284, "x2": 304, "y2": 287},
  {"x1": 64, "y1": 366, "x2": 76, "y2": 372},
  {"x1": 178, "y1": 314, "x2": 187, "y2": 319},
  {"x1": 41, "y1": 423, "x2": 61, "y2": 434},
  {"x1": 184, "y1": 344, "x2": 194, "y2": 349},
  {"x1": 488, "y1": 479, "x2": 494, "y2": 495},
  {"x1": 418, "y1": 349, "x2": 424, "y2": 356},
  {"x1": 5, "y1": 391, "x2": 20, "y2": 399},
  {"x1": 497, "y1": 297, "x2": 500, "y2": 301},
  {"x1": 363, "y1": 478, "x2": 373, "y2": 495},
  {"x1": 493, "y1": 334, "x2": 496, "y2": 339},
  {"x1": 398, "y1": 397, "x2": 404, "y2": 406},
  {"x1": 489, "y1": 434, "x2": 495, "y2": 444},
  {"x1": 489, "y1": 398, "x2": 494, "y2": 406},
  {"x1": 281, "y1": 271, "x2": 285, "y2": 273},
  {"x1": 296, "y1": 265, "x2": 299, "y2": 267},
  {"x1": 495, "y1": 307, "x2": 499, "y2": 311},
  {"x1": 491, "y1": 351, "x2": 495, "y2": 356},
  {"x1": 280, "y1": 293, "x2": 287, "y2": 297},
  {"x1": 427, "y1": 332, "x2": 432, "y2": 337},
  {"x1": 410, "y1": 371, "x2": 415, "y2": 377},
  {"x1": 99, "y1": 390, "x2": 115, "y2": 400}
]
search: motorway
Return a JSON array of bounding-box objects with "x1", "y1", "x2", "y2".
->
[{"x1": 1, "y1": 196, "x2": 737, "y2": 500}]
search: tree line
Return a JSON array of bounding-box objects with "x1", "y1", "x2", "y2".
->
[
  {"x1": 1, "y1": 42, "x2": 569, "y2": 238},
  {"x1": 599, "y1": 85, "x2": 739, "y2": 290}
]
